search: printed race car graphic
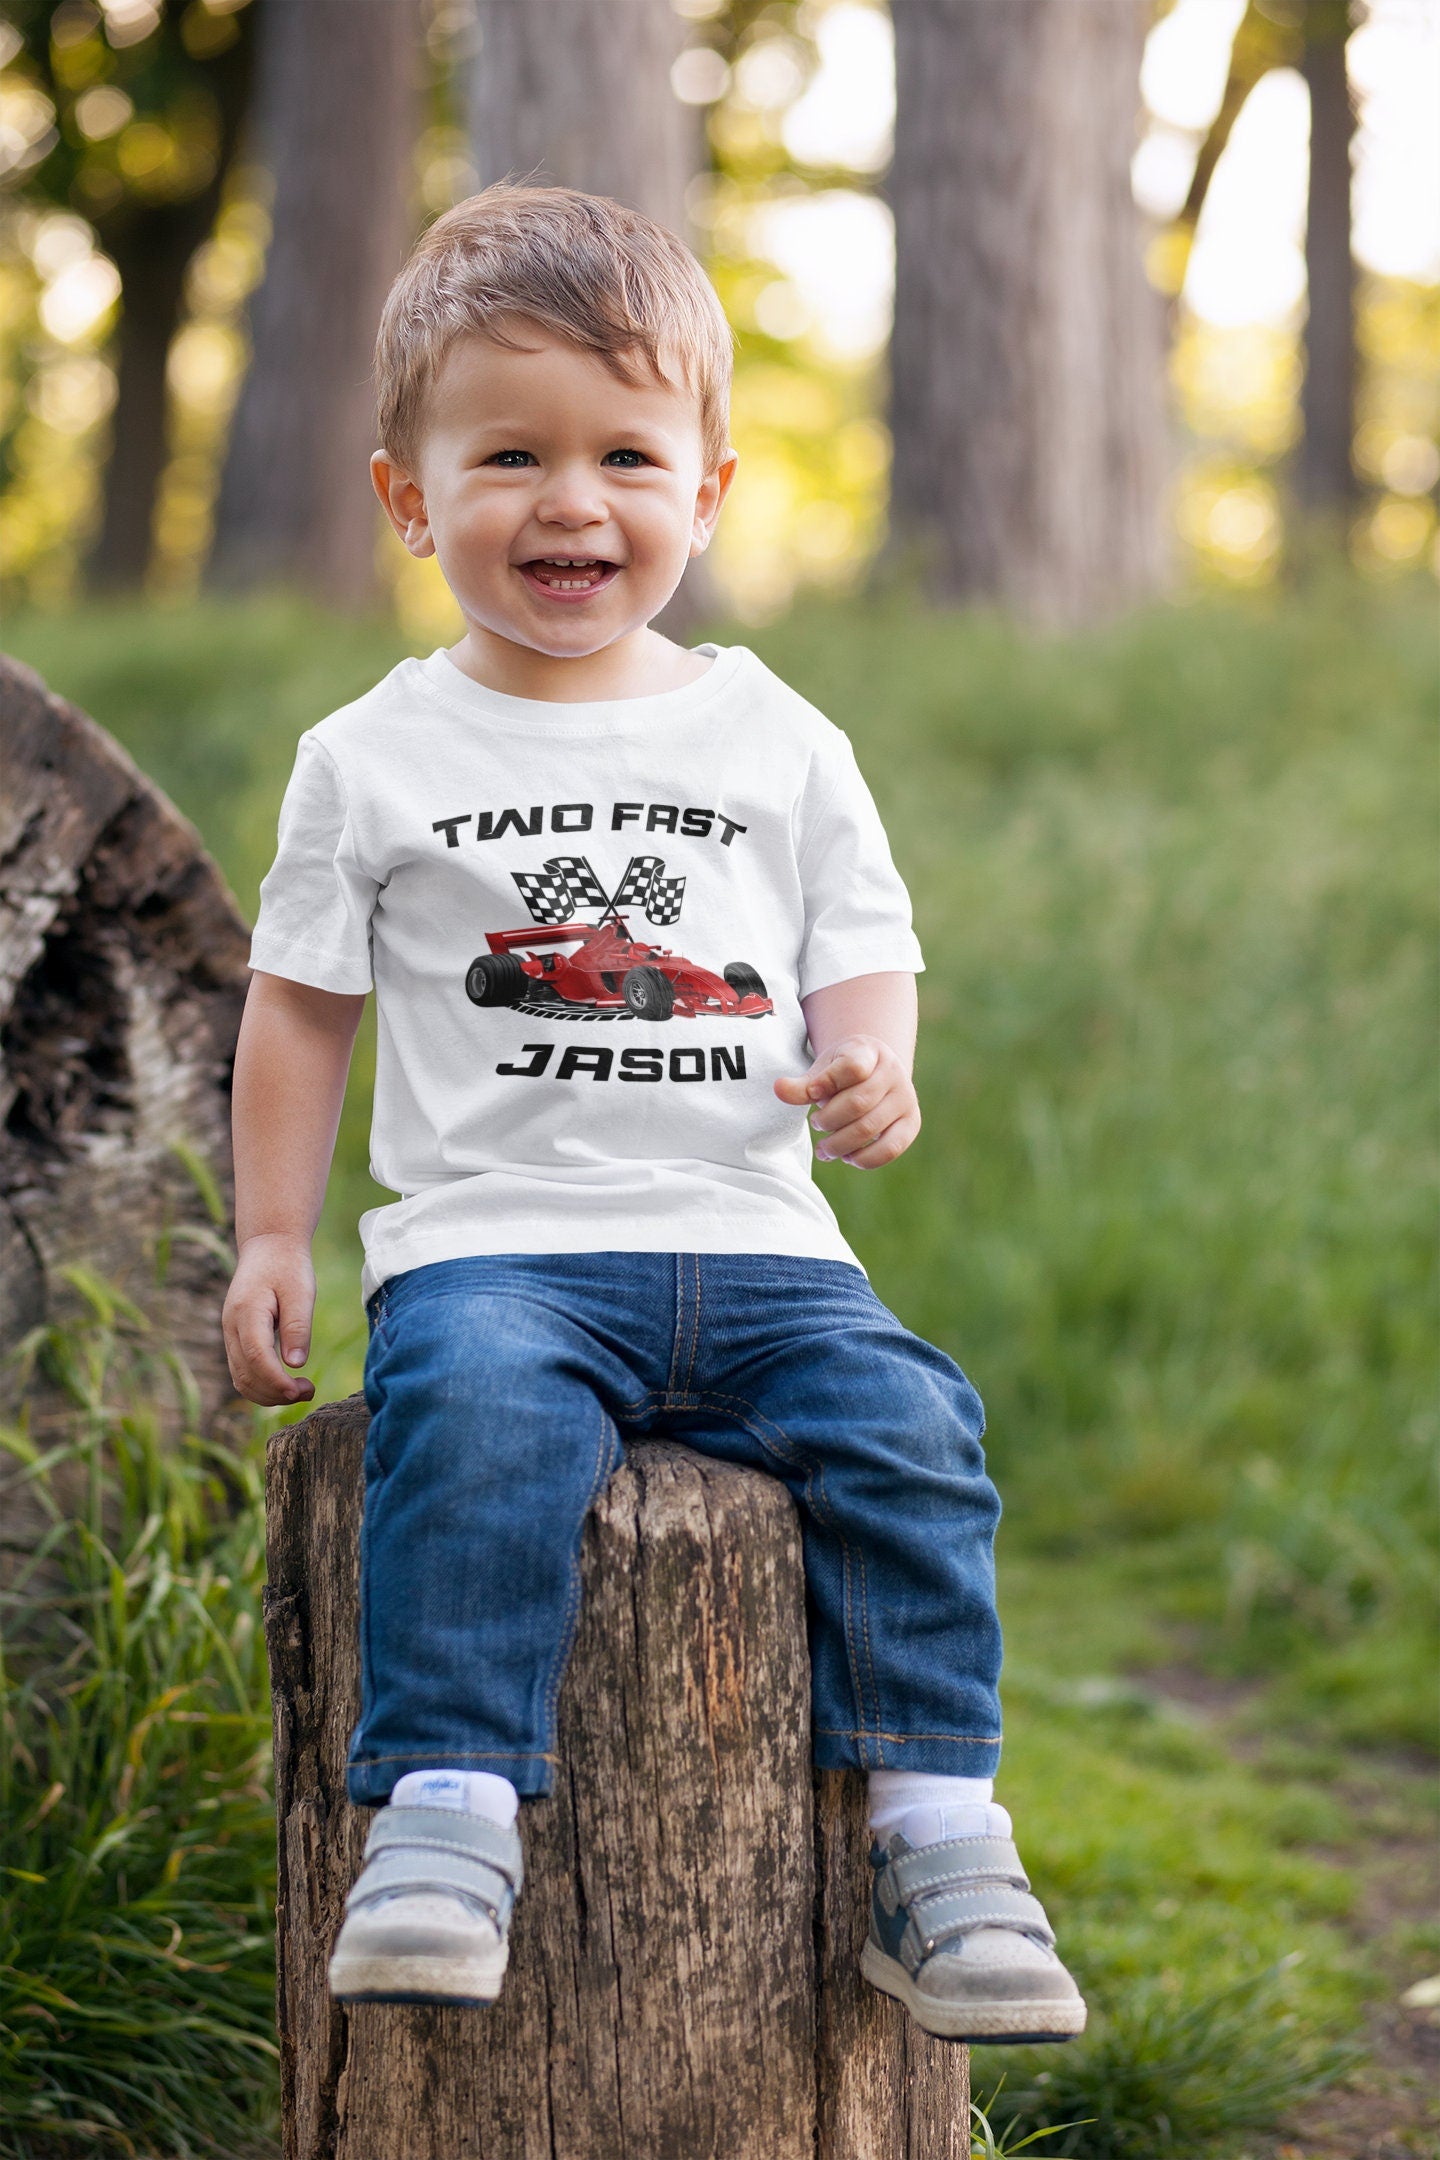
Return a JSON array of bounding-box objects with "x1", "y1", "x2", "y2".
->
[{"x1": 466, "y1": 918, "x2": 772, "y2": 1023}]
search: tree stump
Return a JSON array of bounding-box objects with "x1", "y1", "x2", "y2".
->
[
  {"x1": 266, "y1": 1396, "x2": 971, "y2": 2159},
  {"x1": 0, "y1": 653, "x2": 249, "y2": 1417}
]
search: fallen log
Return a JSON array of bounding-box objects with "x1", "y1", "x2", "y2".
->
[
  {"x1": 0, "y1": 651, "x2": 249, "y2": 1421},
  {"x1": 266, "y1": 1396, "x2": 971, "y2": 2158}
]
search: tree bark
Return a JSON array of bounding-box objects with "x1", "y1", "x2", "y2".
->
[
  {"x1": 265, "y1": 1399, "x2": 970, "y2": 2158},
  {"x1": 0, "y1": 652, "x2": 249, "y2": 1427},
  {"x1": 887, "y1": 0, "x2": 1166, "y2": 627},
  {"x1": 468, "y1": 0, "x2": 696, "y2": 234},
  {"x1": 466, "y1": 0, "x2": 715, "y2": 638},
  {"x1": 208, "y1": 0, "x2": 421, "y2": 610},
  {"x1": 85, "y1": 12, "x2": 256, "y2": 593},
  {"x1": 1298, "y1": 0, "x2": 1358, "y2": 514},
  {"x1": 88, "y1": 210, "x2": 211, "y2": 593}
]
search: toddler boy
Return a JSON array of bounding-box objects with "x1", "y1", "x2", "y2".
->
[{"x1": 225, "y1": 184, "x2": 1084, "y2": 2045}]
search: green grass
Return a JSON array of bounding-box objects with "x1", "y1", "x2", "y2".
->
[
  {"x1": 0, "y1": 1273, "x2": 277, "y2": 2156},
  {"x1": 4, "y1": 577, "x2": 1435, "y2": 2155},
  {"x1": 770, "y1": 582, "x2": 1437, "y2": 1753}
]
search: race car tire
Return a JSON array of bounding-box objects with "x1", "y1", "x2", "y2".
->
[
  {"x1": 723, "y1": 963, "x2": 767, "y2": 1001},
  {"x1": 622, "y1": 966, "x2": 675, "y2": 1020},
  {"x1": 466, "y1": 952, "x2": 528, "y2": 1007}
]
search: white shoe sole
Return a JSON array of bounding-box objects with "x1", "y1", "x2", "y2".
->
[
  {"x1": 328, "y1": 1946, "x2": 507, "y2": 2006},
  {"x1": 860, "y1": 1940, "x2": 1087, "y2": 2043}
]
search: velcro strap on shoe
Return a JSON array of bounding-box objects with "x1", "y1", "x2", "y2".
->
[
  {"x1": 909, "y1": 1883, "x2": 1055, "y2": 1956},
  {"x1": 345, "y1": 1842, "x2": 517, "y2": 1926},
  {"x1": 890, "y1": 1836, "x2": 1030, "y2": 1904},
  {"x1": 365, "y1": 1806, "x2": 523, "y2": 1894}
]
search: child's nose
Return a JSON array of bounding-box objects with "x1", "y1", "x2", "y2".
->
[{"x1": 534, "y1": 465, "x2": 610, "y2": 529}]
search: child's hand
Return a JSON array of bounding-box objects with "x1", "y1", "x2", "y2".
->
[
  {"x1": 223, "y1": 1233, "x2": 318, "y2": 1406},
  {"x1": 774, "y1": 1036, "x2": 921, "y2": 1169}
]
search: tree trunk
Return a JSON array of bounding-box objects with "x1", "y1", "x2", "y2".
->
[
  {"x1": 887, "y1": 0, "x2": 1166, "y2": 627},
  {"x1": 208, "y1": 0, "x2": 421, "y2": 610},
  {"x1": 266, "y1": 1400, "x2": 970, "y2": 2159},
  {"x1": 87, "y1": 211, "x2": 208, "y2": 593},
  {"x1": 85, "y1": 14, "x2": 255, "y2": 593},
  {"x1": 466, "y1": 0, "x2": 715, "y2": 638},
  {"x1": 1175, "y1": 3, "x2": 1298, "y2": 252},
  {"x1": 468, "y1": 0, "x2": 696, "y2": 234},
  {"x1": 0, "y1": 655, "x2": 249, "y2": 1419},
  {"x1": 1298, "y1": 0, "x2": 1357, "y2": 515}
]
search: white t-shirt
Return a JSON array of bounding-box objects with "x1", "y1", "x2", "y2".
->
[{"x1": 250, "y1": 643, "x2": 924, "y2": 1299}]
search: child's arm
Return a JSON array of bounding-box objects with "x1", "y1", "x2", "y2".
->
[
  {"x1": 223, "y1": 972, "x2": 366, "y2": 1406},
  {"x1": 774, "y1": 971, "x2": 921, "y2": 1169}
]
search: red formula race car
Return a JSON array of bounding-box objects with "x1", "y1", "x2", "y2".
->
[{"x1": 465, "y1": 918, "x2": 772, "y2": 1022}]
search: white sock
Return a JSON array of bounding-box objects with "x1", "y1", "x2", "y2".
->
[
  {"x1": 390, "y1": 1768, "x2": 519, "y2": 1828},
  {"x1": 866, "y1": 1770, "x2": 1010, "y2": 1849}
]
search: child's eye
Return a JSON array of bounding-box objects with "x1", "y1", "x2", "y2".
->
[
  {"x1": 485, "y1": 450, "x2": 535, "y2": 467},
  {"x1": 604, "y1": 448, "x2": 649, "y2": 469}
]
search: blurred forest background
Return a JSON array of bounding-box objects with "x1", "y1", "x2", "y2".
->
[
  {"x1": 0, "y1": 3, "x2": 1435, "y2": 2158},
  {"x1": 0, "y1": 0, "x2": 1436, "y2": 616}
]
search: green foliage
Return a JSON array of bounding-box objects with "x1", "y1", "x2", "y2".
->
[
  {"x1": 970, "y1": 2086, "x2": 1094, "y2": 2158},
  {"x1": 0, "y1": 1274, "x2": 277, "y2": 2157},
  {"x1": 769, "y1": 577, "x2": 1437, "y2": 1748},
  {"x1": 977, "y1": 1966, "x2": 1349, "y2": 2158},
  {"x1": 0, "y1": 0, "x2": 253, "y2": 226}
]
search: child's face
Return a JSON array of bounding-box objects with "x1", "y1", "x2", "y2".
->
[{"x1": 373, "y1": 328, "x2": 736, "y2": 660}]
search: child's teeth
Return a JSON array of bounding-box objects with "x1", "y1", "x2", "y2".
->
[{"x1": 532, "y1": 559, "x2": 607, "y2": 590}]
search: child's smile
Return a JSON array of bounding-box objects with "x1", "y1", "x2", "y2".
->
[{"x1": 517, "y1": 554, "x2": 622, "y2": 600}]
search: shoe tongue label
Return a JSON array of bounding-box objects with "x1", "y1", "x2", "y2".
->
[
  {"x1": 408, "y1": 1774, "x2": 469, "y2": 1813},
  {"x1": 390, "y1": 1767, "x2": 521, "y2": 1826},
  {"x1": 897, "y1": 1801, "x2": 1013, "y2": 1848}
]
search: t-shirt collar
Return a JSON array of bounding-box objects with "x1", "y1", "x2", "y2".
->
[{"x1": 411, "y1": 642, "x2": 749, "y2": 739}]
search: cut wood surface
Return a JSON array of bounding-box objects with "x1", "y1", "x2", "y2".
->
[
  {"x1": 0, "y1": 653, "x2": 249, "y2": 1424},
  {"x1": 266, "y1": 1396, "x2": 970, "y2": 2158}
]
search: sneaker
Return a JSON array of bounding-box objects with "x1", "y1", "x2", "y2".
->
[
  {"x1": 327, "y1": 1804, "x2": 523, "y2": 2006},
  {"x1": 860, "y1": 1827, "x2": 1087, "y2": 2043}
]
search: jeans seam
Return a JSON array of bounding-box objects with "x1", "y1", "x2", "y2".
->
[
  {"x1": 354, "y1": 1748, "x2": 562, "y2": 1764},
  {"x1": 354, "y1": 1403, "x2": 388, "y2": 1756},
  {"x1": 814, "y1": 1728, "x2": 1004, "y2": 1744},
  {"x1": 662, "y1": 1383, "x2": 884, "y2": 1763},
  {"x1": 684, "y1": 1253, "x2": 701, "y2": 1396},
  {"x1": 537, "y1": 1395, "x2": 617, "y2": 1750},
  {"x1": 666, "y1": 1256, "x2": 686, "y2": 1397}
]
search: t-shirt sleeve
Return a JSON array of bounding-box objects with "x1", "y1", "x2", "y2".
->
[
  {"x1": 248, "y1": 734, "x2": 376, "y2": 994},
  {"x1": 795, "y1": 734, "x2": 925, "y2": 999}
]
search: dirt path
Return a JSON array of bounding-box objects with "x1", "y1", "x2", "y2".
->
[{"x1": 1140, "y1": 1667, "x2": 1439, "y2": 2160}]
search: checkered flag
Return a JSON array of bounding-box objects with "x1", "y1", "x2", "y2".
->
[
  {"x1": 512, "y1": 855, "x2": 611, "y2": 924},
  {"x1": 511, "y1": 851, "x2": 685, "y2": 928},
  {"x1": 547, "y1": 856, "x2": 611, "y2": 912},
  {"x1": 612, "y1": 856, "x2": 662, "y2": 909},
  {"x1": 511, "y1": 864, "x2": 576, "y2": 925},
  {"x1": 646, "y1": 871, "x2": 685, "y2": 926},
  {"x1": 612, "y1": 855, "x2": 687, "y2": 926}
]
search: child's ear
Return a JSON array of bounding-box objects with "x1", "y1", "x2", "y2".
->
[
  {"x1": 690, "y1": 448, "x2": 739, "y2": 557},
  {"x1": 371, "y1": 450, "x2": 435, "y2": 558}
]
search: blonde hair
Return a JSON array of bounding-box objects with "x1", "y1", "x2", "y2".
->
[{"x1": 374, "y1": 183, "x2": 734, "y2": 474}]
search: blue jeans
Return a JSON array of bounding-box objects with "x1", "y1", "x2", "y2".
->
[{"x1": 347, "y1": 1253, "x2": 1003, "y2": 1805}]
